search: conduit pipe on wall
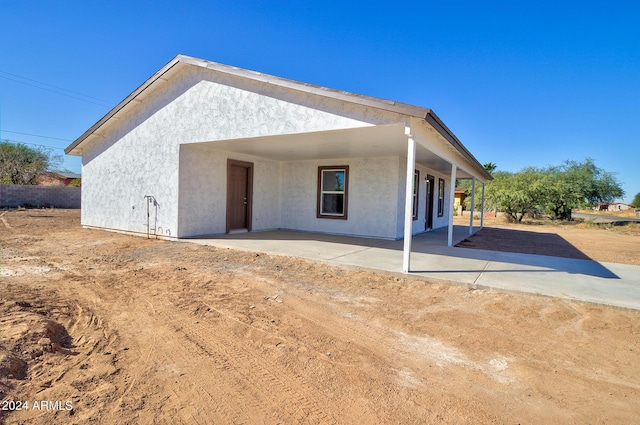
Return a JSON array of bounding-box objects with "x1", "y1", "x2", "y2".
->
[{"x1": 144, "y1": 195, "x2": 157, "y2": 239}]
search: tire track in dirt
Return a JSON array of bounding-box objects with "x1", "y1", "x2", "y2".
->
[
  {"x1": 6, "y1": 209, "x2": 639, "y2": 424},
  {"x1": 214, "y1": 277, "x2": 465, "y2": 419},
  {"x1": 238, "y1": 269, "x2": 508, "y2": 383},
  {"x1": 225, "y1": 270, "x2": 516, "y2": 423},
  {"x1": 5, "y1": 253, "x2": 347, "y2": 423},
  {"x1": 149, "y1": 346, "x2": 247, "y2": 424},
  {"x1": 56, "y1": 282, "x2": 232, "y2": 424},
  {"x1": 232, "y1": 270, "x2": 401, "y2": 364},
  {"x1": 80, "y1": 278, "x2": 305, "y2": 424},
  {"x1": 1, "y1": 216, "x2": 13, "y2": 230},
  {"x1": 153, "y1": 298, "x2": 340, "y2": 424},
  {"x1": 0, "y1": 280, "x2": 133, "y2": 424}
]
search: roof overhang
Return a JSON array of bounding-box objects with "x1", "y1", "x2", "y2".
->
[
  {"x1": 66, "y1": 54, "x2": 492, "y2": 181},
  {"x1": 181, "y1": 123, "x2": 482, "y2": 180}
]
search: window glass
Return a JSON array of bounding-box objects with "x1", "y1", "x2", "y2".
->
[
  {"x1": 322, "y1": 193, "x2": 344, "y2": 215},
  {"x1": 322, "y1": 170, "x2": 345, "y2": 192},
  {"x1": 413, "y1": 171, "x2": 419, "y2": 220},
  {"x1": 438, "y1": 178, "x2": 445, "y2": 217}
]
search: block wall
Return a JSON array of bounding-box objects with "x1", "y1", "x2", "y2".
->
[{"x1": 0, "y1": 185, "x2": 81, "y2": 208}]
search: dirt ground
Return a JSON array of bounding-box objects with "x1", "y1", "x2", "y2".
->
[{"x1": 1, "y1": 209, "x2": 639, "y2": 424}]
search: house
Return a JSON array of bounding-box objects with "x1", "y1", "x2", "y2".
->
[
  {"x1": 596, "y1": 202, "x2": 633, "y2": 212},
  {"x1": 38, "y1": 171, "x2": 81, "y2": 186},
  {"x1": 65, "y1": 55, "x2": 492, "y2": 272},
  {"x1": 454, "y1": 188, "x2": 467, "y2": 212}
]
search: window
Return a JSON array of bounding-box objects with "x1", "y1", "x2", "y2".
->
[
  {"x1": 317, "y1": 166, "x2": 349, "y2": 219},
  {"x1": 438, "y1": 178, "x2": 445, "y2": 217},
  {"x1": 412, "y1": 170, "x2": 419, "y2": 220}
]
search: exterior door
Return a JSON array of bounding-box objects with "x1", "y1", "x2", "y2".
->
[
  {"x1": 425, "y1": 174, "x2": 435, "y2": 230},
  {"x1": 226, "y1": 159, "x2": 253, "y2": 233}
]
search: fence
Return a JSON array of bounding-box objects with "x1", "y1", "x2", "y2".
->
[{"x1": 0, "y1": 184, "x2": 81, "y2": 208}]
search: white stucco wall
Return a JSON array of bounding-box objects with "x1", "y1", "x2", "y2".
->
[
  {"x1": 80, "y1": 65, "x2": 406, "y2": 237},
  {"x1": 80, "y1": 107, "x2": 181, "y2": 237},
  {"x1": 176, "y1": 149, "x2": 454, "y2": 240},
  {"x1": 280, "y1": 157, "x2": 401, "y2": 239},
  {"x1": 177, "y1": 146, "x2": 281, "y2": 237},
  {"x1": 177, "y1": 154, "x2": 403, "y2": 239}
]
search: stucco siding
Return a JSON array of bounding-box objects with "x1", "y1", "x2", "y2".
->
[
  {"x1": 81, "y1": 129, "x2": 179, "y2": 237},
  {"x1": 177, "y1": 146, "x2": 226, "y2": 237},
  {"x1": 177, "y1": 146, "x2": 280, "y2": 237},
  {"x1": 108, "y1": 65, "x2": 406, "y2": 148},
  {"x1": 280, "y1": 157, "x2": 400, "y2": 239},
  {"x1": 178, "y1": 151, "x2": 401, "y2": 239},
  {"x1": 188, "y1": 67, "x2": 409, "y2": 139}
]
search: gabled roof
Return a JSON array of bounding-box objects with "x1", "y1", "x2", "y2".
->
[
  {"x1": 65, "y1": 54, "x2": 491, "y2": 181},
  {"x1": 54, "y1": 171, "x2": 81, "y2": 179}
]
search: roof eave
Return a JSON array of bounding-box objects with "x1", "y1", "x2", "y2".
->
[
  {"x1": 65, "y1": 54, "x2": 185, "y2": 155},
  {"x1": 424, "y1": 111, "x2": 493, "y2": 181},
  {"x1": 65, "y1": 55, "x2": 492, "y2": 183},
  {"x1": 65, "y1": 54, "x2": 434, "y2": 155}
]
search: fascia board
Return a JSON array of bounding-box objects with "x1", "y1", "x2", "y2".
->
[
  {"x1": 420, "y1": 114, "x2": 493, "y2": 181},
  {"x1": 412, "y1": 117, "x2": 492, "y2": 182},
  {"x1": 67, "y1": 54, "x2": 430, "y2": 155},
  {"x1": 65, "y1": 55, "x2": 183, "y2": 154}
]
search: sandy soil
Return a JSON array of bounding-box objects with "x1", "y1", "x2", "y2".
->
[{"x1": 1, "y1": 209, "x2": 639, "y2": 424}]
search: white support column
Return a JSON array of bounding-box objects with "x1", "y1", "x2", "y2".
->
[
  {"x1": 402, "y1": 131, "x2": 417, "y2": 273},
  {"x1": 480, "y1": 182, "x2": 486, "y2": 229},
  {"x1": 447, "y1": 163, "x2": 457, "y2": 247},
  {"x1": 469, "y1": 177, "x2": 476, "y2": 235}
]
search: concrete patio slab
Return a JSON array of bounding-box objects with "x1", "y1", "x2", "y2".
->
[{"x1": 184, "y1": 226, "x2": 640, "y2": 311}]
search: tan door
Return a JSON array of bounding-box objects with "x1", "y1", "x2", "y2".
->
[{"x1": 226, "y1": 159, "x2": 253, "y2": 232}]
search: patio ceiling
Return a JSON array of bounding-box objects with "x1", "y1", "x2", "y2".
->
[{"x1": 182, "y1": 123, "x2": 476, "y2": 179}]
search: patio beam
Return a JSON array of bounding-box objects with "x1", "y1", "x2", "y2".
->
[
  {"x1": 447, "y1": 163, "x2": 457, "y2": 247},
  {"x1": 402, "y1": 130, "x2": 416, "y2": 273}
]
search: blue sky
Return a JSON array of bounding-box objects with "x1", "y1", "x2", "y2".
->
[{"x1": 1, "y1": 0, "x2": 638, "y2": 203}]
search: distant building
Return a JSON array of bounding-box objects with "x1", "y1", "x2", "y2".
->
[
  {"x1": 595, "y1": 202, "x2": 632, "y2": 212},
  {"x1": 38, "y1": 171, "x2": 82, "y2": 187},
  {"x1": 454, "y1": 188, "x2": 466, "y2": 210}
]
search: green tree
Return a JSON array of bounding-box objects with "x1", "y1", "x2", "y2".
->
[
  {"x1": 0, "y1": 141, "x2": 61, "y2": 185},
  {"x1": 457, "y1": 162, "x2": 498, "y2": 211},
  {"x1": 485, "y1": 168, "x2": 545, "y2": 222},
  {"x1": 484, "y1": 158, "x2": 624, "y2": 221},
  {"x1": 540, "y1": 159, "x2": 624, "y2": 219},
  {"x1": 483, "y1": 162, "x2": 497, "y2": 175},
  {"x1": 631, "y1": 192, "x2": 640, "y2": 208}
]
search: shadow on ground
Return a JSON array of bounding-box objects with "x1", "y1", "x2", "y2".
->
[
  {"x1": 456, "y1": 227, "x2": 591, "y2": 260},
  {"x1": 189, "y1": 226, "x2": 619, "y2": 279}
]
